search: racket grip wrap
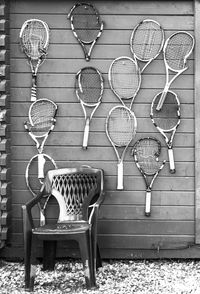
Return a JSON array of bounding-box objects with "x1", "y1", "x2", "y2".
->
[
  {"x1": 38, "y1": 154, "x2": 46, "y2": 179},
  {"x1": 117, "y1": 161, "x2": 123, "y2": 190},
  {"x1": 156, "y1": 90, "x2": 167, "y2": 111},
  {"x1": 83, "y1": 119, "x2": 90, "y2": 149},
  {"x1": 40, "y1": 210, "x2": 45, "y2": 226},
  {"x1": 168, "y1": 148, "x2": 176, "y2": 174},
  {"x1": 31, "y1": 75, "x2": 37, "y2": 102},
  {"x1": 145, "y1": 190, "x2": 151, "y2": 217}
]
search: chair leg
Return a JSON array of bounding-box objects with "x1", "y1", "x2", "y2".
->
[
  {"x1": 24, "y1": 231, "x2": 32, "y2": 290},
  {"x1": 78, "y1": 232, "x2": 96, "y2": 289},
  {"x1": 96, "y1": 244, "x2": 102, "y2": 269},
  {"x1": 43, "y1": 240, "x2": 57, "y2": 271}
]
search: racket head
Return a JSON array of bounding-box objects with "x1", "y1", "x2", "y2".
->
[
  {"x1": 164, "y1": 31, "x2": 194, "y2": 71},
  {"x1": 68, "y1": 3, "x2": 103, "y2": 44},
  {"x1": 130, "y1": 19, "x2": 164, "y2": 62},
  {"x1": 28, "y1": 98, "x2": 58, "y2": 137},
  {"x1": 151, "y1": 91, "x2": 180, "y2": 132},
  {"x1": 25, "y1": 153, "x2": 57, "y2": 197},
  {"x1": 76, "y1": 67, "x2": 104, "y2": 106},
  {"x1": 20, "y1": 19, "x2": 49, "y2": 60},
  {"x1": 108, "y1": 56, "x2": 141, "y2": 101},
  {"x1": 132, "y1": 137, "x2": 164, "y2": 176},
  {"x1": 106, "y1": 105, "x2": 137, "y2": 147}
]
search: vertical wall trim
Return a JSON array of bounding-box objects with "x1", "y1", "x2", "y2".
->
[
  {"x1": 0, "y1": 0, "x2": 11, "y2": 249},
  {"x1": 194, "y1": 0, "x2": 200, "y2": 244}
]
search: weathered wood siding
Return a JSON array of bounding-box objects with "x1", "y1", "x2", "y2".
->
[{"x1": 4, "y1": 0, "x2": 197, "y2": 258}]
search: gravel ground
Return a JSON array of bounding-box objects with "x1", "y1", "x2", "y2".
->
[{"x1": 0, "y1": 259, "x2": 200, "y2": 294}]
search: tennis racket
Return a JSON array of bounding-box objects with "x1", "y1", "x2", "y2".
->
[
  {"x1": 68, "y1": 2, "x2": 104, "y2": 61},
  {"x1": 151, "y1": 91, "x2": 180, "y2": 173},
  {"x1": 132, "y1": 137, "x2": 166, "y2": 216},
  {"x1": 108, "y1": 56, "x2": 141, "y2": 109},
  {"x1": 156, "y1": 31, "x2": 194, "y2": 111},
  {"x1": 24, "y1": 98, "x2": 58, "y2": 178},
  {"x1": 130, "y1": 19, "x2": 164, "y2": 73},
  {"x1": 75, "y1": 67, "x2": 104, "y2": 149},
  {"x1": 106, "y1": 105, "x2": 137, "y2": 190},
  {"x1": 20, "y1": 19, "x2": 49, "y2": 101},
  {"x1": 25, "y1": 153, "x2": 57, "y2": 226}
]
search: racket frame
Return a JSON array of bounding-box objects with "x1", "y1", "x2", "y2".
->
[
  {"x1": 130, "y1": 19, "x2": 165, "y2": 73},
  {"x1": 151, "y1": 91, "x2": 181, "y2": 174},
  {"x1": 106, "y1": 105, "x2": 137, "y2": 190},
  {"x1": 108, "y1": 56, "x2": 141, "y2": 109},
  {"x1": 76, "y1": 67, "x2": 104, "y2": 149},
  {"x1": 68, "y1": 3, "x2": 104, "y2": 61},
  {"x1": 132, "y1": 137, "x2": 166, "y2": 216},
  {"x1": 19, "y1": 19, "x2": 50, "y2": 101},
  {"x1": 25, "y1": 153, "x2": 57, "y2": 226},
  {"x1": 156, "y1": 31, "x2": 194, "y2": 111}
]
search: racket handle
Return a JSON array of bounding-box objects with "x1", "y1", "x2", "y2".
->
[
  {"x1": 40, "y1": 210, "x2": 45, "y2": 226},
  {"x1": 156, "y1": 89, "x2": 167, "y2": 111},
  {"x1": 31, "y1": 74, "x2": 37, "y2": 101},
  {"x1": 83, "y1": 119, "x2": 90, "y2": 149},
  {"x1": 168, "y1": 148, "x2": 176, "y2": 174},
  {"x1": 145, "y1": 189, "x2": 151, "y2": 217},
  {"x1": 117, "y1": 161, "x2": 123, "y2": 190},
  {"x1": 38, "y1": 154, "x2": 46, "y2": 179}
]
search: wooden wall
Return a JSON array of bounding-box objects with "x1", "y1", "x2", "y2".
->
[{"x1": 2, "y1": 0, "x2": 198, "y2": 259}]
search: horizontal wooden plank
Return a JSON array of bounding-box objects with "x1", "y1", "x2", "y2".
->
[
  {"x1": 10, "y1": 88, "x2": 194, "y2": 104},
  {"x1": 11, "y1": 117, "x2": 194, "y2": 135},
  {"x1": 10, "y1": 14, "x2": 194, "y2": 30},
  {"x1": 11, "y1": 43, "x2": 195, "y2": 61},
  {"x1": 10, "y1": 58, "x2": 194, "y2": 75},
  {"x1": 12, "y1": 174, "x2": 194, "y2": 192},
  {"x1": 10, "y1": 72, "x2": 194, "y2": 90},
  {"x1": 99, "y1": 205, "x2": 194, "y2": 220},
  {"x1": 98, "y1": 220, "x2": 194, "y2": 235},
  {"x1": 10, "y1": 218, "x2": 194, "y2": 235},
  {"x1": 10, "y1": 103, "x2": 195, "y2": 119},
  {"x1": 11, "y1": 145, "x2": 195, "y2": 161},
  {"x1": 11, "y1": 132, "x2": 194, "y2": 148},
  {"x1": 10, "y1": 0, "x2": 193, "y2": 15},
  {"x1": 10, "y1": 157, "x2": 194, "y2": 178},
  {"x1": 10, "y1": 29, "x2": 195, "y2": 45},
  {"x1": 11, "y1": 189, "x2": 195, "y2": 206},
  {"x1": 98, "y1": 235, "x2": 194, "y2": 249}
]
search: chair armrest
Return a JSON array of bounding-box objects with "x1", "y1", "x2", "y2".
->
[
  {"x1": 88, "y1": 191, "x2": 105, "y2": 225},
  {"x1": 22, "y1": 184, "x2": 48, "y2": 228}
]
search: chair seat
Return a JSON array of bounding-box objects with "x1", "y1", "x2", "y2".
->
[{"x1": 33, "y1": 222, "x2": 91, "y2": 235}]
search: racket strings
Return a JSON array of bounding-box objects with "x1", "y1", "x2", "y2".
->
[
  {"x1": 30, "y1": 101, "x2": 57, "y2": 135},
  {"x1": 165, "y1": 33, "x2": 194, "y2": 70},
  {"x1": 72, "y1": 5, "x2": 101, "y2": 42},
  {"x1": 131, "y1": 21, "x2": 163, "y2": 61},
  {"x1": 107, "y1": 108, "x2": 136, "y2": 146},
  {"x1": 153, "y1": 93, "x2": 179, "y2": 130},
  {"x1": 110, "y1": 59, "x2": 140, "y2": 99},
  {"x1": 134, "y1": 139, "x2": 162, "y2": 175},
  {"x1": 77, "y1": 68, "x2": 102, "y2": 104},
  {"x1": 22, "y1": 21, "x2": 48, "y2": 59}
]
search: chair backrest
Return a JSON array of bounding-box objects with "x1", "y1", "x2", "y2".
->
[{"x1": 45, "y1": 166, "x2": 104, "y2": 222}]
